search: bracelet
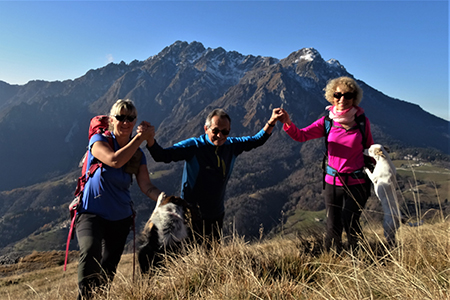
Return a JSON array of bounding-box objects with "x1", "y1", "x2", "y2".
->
[{"x1": 267, "y1": 122, "x2": 275, "y2": 127}]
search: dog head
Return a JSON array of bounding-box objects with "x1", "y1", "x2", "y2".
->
[
  {"x1": 366, "y1": 144, "x2": 390, "y2": 160},
  {"x1": 147, "y1": 194, "x2": 189, "y2": 246},
  {"x1": 151, "y1": 195, "x2": 188, "y2": 224},
  {"x1": 157, "y1": 194, "x2": 189, "y2": 211}
]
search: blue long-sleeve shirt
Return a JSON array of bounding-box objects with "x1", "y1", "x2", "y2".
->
[{"x1": 147, "y1": 128, "x2": 271, "y2": 218}]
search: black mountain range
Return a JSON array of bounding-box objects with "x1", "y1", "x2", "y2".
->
[{"x1": 0, "y1": 41, "x2": 447, "y2": 253}]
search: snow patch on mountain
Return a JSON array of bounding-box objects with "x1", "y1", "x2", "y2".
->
[
  {"x1": 326, "y1": 58, "x2": 342, "y2": 68},
  {"x1": 199, "y1": 52, "x2": 251, "y2": 84},
  {"x1": 294, "y1": 48, "x2": 318, "y2": 63}
]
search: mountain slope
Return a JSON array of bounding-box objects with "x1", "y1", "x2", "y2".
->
[{"x1": 0, "y1": 41, "x2": 448, "y2": 252}]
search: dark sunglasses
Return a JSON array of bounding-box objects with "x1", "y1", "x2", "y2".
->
[
  {"x1": 333, "y1": 92, "x2": 355, "y2": 100},
  {"x1": 115, "y1": 115, "x2": 137, "y2": 122},
  {"x1": 210, "y1": 128, "x2": 230, "y2": 136}
]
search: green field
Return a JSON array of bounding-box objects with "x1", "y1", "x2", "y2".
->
[
  {"x1": 149, "y1": 169, "x2": 173, "y2": 179},
  {"x1": 278, "y1": 209, "x2": 327, "y2": 236},
  {"x1": 394, "y1": 160, "x2": 450, "y2": 203}
]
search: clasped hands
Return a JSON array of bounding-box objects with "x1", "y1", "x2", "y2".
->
[
  {"x1": 271, "y1": 108, "x2": 291, "y2": 126},
  {"x1": 136, "y1": 121, "x2": 155, "y2": 146}
]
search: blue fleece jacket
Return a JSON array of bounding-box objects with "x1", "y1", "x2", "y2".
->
[{"x1": 147, "y1": 128, "x2": 271, "y2": 218}]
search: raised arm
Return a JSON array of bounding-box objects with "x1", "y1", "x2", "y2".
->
[
  {"x1": 90, "y1": 129, "x2": 151, "y2": 169},
  {"x1": 262, "y1": 108, "x2": 284, "y2": 134},
  {"x1": 277, "y1": 108, "x2": 325, "y2": 142},
  {"x1": 147, "y1": 138, "x2": 198, "y2": 163}
]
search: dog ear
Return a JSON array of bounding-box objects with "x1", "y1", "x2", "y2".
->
[
  {"x1": 172, "y1": 196, "x2": 189, "y2": 209},
  {"x1": 161, "y1": 195, "x2": 177, "y2": 206},
  {"x1": 383, "y1": 145, "x2": 390, "y2": 153},
  {"x1": 157, "y1": 192, "x2": 167, "y2": 205}
]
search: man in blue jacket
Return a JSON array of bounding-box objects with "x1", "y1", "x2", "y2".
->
[{"x1": 141, "y1": 108, "x2": 281, "y2": 243}]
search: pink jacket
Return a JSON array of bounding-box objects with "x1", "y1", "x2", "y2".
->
[{"x1": 283, "y1": 116, "x2": 374, "y2": 186}]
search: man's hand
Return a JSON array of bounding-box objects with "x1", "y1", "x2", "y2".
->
[
  {"x1": 277, "y1": 108, "x2": 292, "y2": 126},
  {"x1": 137, "y1": 121, "x2": 155, "y2": 146}
]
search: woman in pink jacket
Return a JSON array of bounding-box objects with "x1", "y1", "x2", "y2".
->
[{"x1": 278, "y1": 76, "x2": 374, "y2": 252}]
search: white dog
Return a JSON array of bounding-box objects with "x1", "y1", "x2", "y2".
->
[
  {"x1": 138, "y1": 193, "x2": 189, "y2": 273},
  {"x1": 364, "y1": 144, "x2": 401, "y2": 246}
]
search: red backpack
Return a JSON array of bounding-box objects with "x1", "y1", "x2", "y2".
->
[
  {"x1": 73, "y1": 115, "x2": 114, "y2": 197},
  {"x1": 64, "y1": 115, "x2": 114, "y2": 271}
]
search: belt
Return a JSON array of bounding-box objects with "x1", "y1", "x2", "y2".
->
[{"x1": 325, "y1": 165, "x2": 366, "y2": 179}]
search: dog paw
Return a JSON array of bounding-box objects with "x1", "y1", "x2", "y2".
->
[{"x1": 157, "y1": 192, "x2": 167, "y2": 203}]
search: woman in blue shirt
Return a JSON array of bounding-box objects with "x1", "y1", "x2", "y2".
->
[{"x1": 76, "y1": 99, "x2": 163, "y2": 300}]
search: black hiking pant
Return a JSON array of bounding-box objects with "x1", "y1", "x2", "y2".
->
[
  {"x1": 75, "y1": 213, "x2": 132, "y2": 300},
  {"x1": 324, "y1": 183, "x2": 369, "y2": 252}
]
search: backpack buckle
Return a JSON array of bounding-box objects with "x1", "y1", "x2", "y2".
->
[{"x1": 326, "y1": 165, "x2": 338, "y2": 177}]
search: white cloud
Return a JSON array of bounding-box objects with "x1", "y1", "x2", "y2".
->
[{"x1": 106, "y1": 54, "x2": 114, "y2": 63}]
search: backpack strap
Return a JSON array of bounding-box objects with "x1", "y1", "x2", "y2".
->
[
  {"x1": 322, "y1": 113, "x2": 368, "y2": 189},
  {"x1": 322, "y1": 116, "x2": 332, "y2": 189},
  {"x1": 355, "y1": 113, "x2": 366, "y2": 147},
  {"x1": 103, "y1": 132, "x2": 115, "y2": 149}
]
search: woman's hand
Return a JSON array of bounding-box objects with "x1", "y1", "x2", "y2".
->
[
  {"x1": 269, "y1": 108, "x2": 284, "y2": 124},
  {"x1": 278, "y1": 108, "x2": 292, "y2": 126},
  {"x1": 137, "y1": 121, "x2": 155, "y2": 146}
]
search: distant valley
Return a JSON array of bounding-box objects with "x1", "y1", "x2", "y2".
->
[{"x1": 0, "y1": 41, "x2": 448, "y2": 256}]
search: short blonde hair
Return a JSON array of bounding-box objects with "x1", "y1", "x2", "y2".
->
[
  {"x1": 109, "y1": 99, "x2": 137, "y2": 130},
  {"x1": 323, "y1": 76, "x2": 363, "y2": 106}
]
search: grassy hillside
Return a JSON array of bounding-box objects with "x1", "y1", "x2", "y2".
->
[
  {"x1": 274, "y1": 158, "x2": 450, "y2": 240},
  {"x1": 0, "y1": 219, "x2": 448, "y2": 299},
  {"x1": 394, "y1": 159, "x2": 450, "y2": 202}
]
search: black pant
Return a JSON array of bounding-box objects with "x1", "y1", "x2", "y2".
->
[
  {"x1": 324, "y1": 183, "x2": 368, "y2": 252},
  {"x1": 75, "y1": 213, "x2": 132, "y2": 300},
  {"x1": 190, "y1": 213, "x2": 224, "y2": 246}
]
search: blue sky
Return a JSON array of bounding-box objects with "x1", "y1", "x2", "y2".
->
[{"x1": 0, "y1": 1, "x2": 448, "y2": 120}]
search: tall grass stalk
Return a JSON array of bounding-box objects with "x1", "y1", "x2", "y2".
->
[
  {"x1": 0, "y1": 219, "x2": 449, "y2": 300},
  {"x1": 0, "y1": 164, "x2": 448, "y2": 300}
]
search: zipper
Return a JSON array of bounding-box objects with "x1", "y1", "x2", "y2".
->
[{"x1": 215, "y1": 146, "x2": 226, "y2": 177}]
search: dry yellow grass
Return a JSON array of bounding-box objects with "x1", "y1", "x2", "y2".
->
[{"x1": 0, "y1": 219, "x2": 448, "y2": 300}]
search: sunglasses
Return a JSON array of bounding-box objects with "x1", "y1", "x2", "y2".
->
[
  {"x1": 333, "y1": 92, "x2": 355, "y2": 100},
  {"x1": 210, "y1": 128, "x2": 230, "y2": 136},
  {"x1": 115, "y1": 115, "x2": 137, "y2": 122}
]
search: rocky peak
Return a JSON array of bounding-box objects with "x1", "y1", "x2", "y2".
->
[
  {"x1": 279, "y1": 47, "x2": 348, "y2": 84},
  {"x1": 281, "y1": 47, "x2": 321, "y2": 66}
]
